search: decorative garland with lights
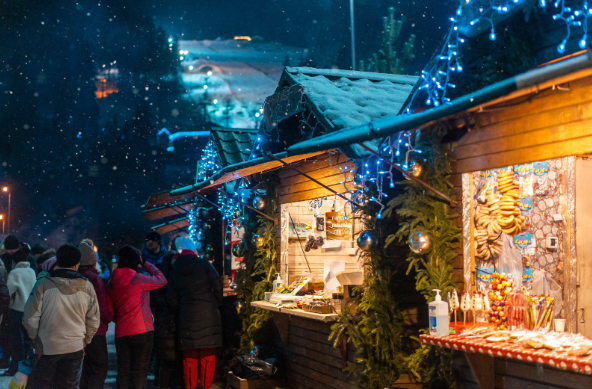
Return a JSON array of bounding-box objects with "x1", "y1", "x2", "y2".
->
[
  {"x1": 329, "y1": 192, "x2": 408, "y2": 389},
  {"x1": 383, "y1": 124, "x2": 461, "y2": 386},
  {"x1": 408, "y1": 0, "x2": 592, "y2": 109},
  {"x1": 197, "y1": 140, "x2": 221, "y2": 182},
  {"x1": 234, "y1": 174, "x2": 279, "y2": 355}
]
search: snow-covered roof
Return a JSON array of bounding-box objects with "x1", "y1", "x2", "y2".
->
[
  {"x1": 275, "y1": 67, "x2": 419, "y2": 130},
  {"x1": 210, "y1": 127, "x2": 257, "y2": 167}
]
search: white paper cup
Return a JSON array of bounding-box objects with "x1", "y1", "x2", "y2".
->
[{"x1": 555, "y1": 318, "x2": 566, "y2": 332}]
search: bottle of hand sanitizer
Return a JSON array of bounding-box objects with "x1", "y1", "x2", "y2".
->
[
  {"x1": 273, "y1": 273, "x2": 284, "y2": 291},
  {"x1": 429, "y1": 289, "x2": 449, "y2": 336}
]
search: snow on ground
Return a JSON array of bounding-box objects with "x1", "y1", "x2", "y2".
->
[
  {"x1": 0, "y1": 325, "x2": 223, "y2": 388},
  {"x1": 179, "y1": 39, "x2": 304, "y2": 129}
]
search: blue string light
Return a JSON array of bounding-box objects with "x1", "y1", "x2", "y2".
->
[
  {"x1": 404, "y1": 0, "x2": 589, "y2": 110},
  {"x1": 197, "y1": 140, "x2": 221, "y2": 182},
  {"x1": 549, "y1": 0, "x2": 592, "y2": 52}
]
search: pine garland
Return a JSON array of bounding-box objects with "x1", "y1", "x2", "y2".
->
[
  {"x1": 329, "y1": 200, "x2": 408, "y2": 389},
  {"x1": 384, "y1": 125, "x2": 460, "y2": 302},
  {"x1": 235, "y1": 173, "x2": 279, "y2": 355},
  {"x1": 383, "y1": 124, "x2": 461, "y2": 387}
]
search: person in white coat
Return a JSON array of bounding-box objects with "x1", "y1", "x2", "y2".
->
[{"x1": 3, "y1": 254, "x2": 36, "y2": 376}]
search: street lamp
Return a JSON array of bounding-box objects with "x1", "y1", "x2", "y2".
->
[
  {"x1": 2, "y1": 187, "x2": 10, "y2": 235},
  {"x1": 0, "y1": 214, "x2": 4, "y2": 234}
]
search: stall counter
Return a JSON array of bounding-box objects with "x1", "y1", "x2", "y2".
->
[
  {"x1": 421, "y1": 334, "x2": 592, "y2": 389},
  {"x1": 251, "y1": 300, "x2": 339, "y2": 323}
]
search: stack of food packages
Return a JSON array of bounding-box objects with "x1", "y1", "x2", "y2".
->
[
  {"x1": 487, "y1": 273, "x2": 514, "y2": 330},
  {"x1": 294, "y1": 294, "x2": 330, "y2": 309},
  {"x1": 475, "y1": 170, "x2": 526, "y2": 261}
]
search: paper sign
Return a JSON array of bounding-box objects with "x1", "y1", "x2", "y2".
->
[
  {"x1": 325, "y1": 212, "x2": 352, "y2": 240},
  {"x1": 514, "y1": 163, "x2": 533, "y2": 175},
  {"x1": 476, "y1": 267, "x2": 494, "y2": 283},
  {"x1": 522, "y1": 267, "x2": 532, "y2": 283},
  {"x1": 289, "y1": 222, "x2": 310, "y2": 238},
  {"x1": 514, "y1": 233, "x2": 532, "y2": 249},
  {"x1": 519, "y1": 197, "x2": 533, "y2": 211},
  {"x1": 533, "y1": 161, "x2": 548, "y2": 176},
  {"x1": 324, "y1": 261, "x2": 346, "y2": 294}
]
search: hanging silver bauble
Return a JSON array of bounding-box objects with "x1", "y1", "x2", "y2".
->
[
  {"x1": 232, "y1": 243, "x2": 245, "y2": 258},
  {"x1": 357, "y1": 230, "x2": 379, "y2": 252},
  {"x1": 403, "y1": 160, "x2": 423, "y2": 180},
  {"x1": 252, "y1": 234, "x2": 264, "y2": 248},
  {"x1": 409, "y1": 231, "x2": 432, "y2": 254},
  {"x1": 253, "y1": 196, "x2": 266, "y2": 210}
]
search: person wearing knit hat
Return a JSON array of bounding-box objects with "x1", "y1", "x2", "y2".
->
[
  {"x1": 142, "y1": 231, "x2": 167, "y2": 266},
  {"x1": 3, "y1": 235, "x2": 19, "y2": 251},
  {"x1": 106, "y1": 245, "x2": 166, "y2": 389},
  {"x1": 77, "y1": 240, "x2": 112, "y2": 389},
  {"x1": 1, "y1": 235, "x2": 37, "y2": 275},
  {"x1": 79, "y1": 241, "x2": 98, "y2": 267}
]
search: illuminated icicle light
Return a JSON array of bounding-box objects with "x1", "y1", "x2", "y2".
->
[
  {"x1": 580, "y1": 35, "x2": 588, "y2": 49},
  {"x1": 390, "y1": 179, "x2": 395, "y2": 188},
  {"x1": 540, "y1": 0, "x2": 546, "y2": 6},
  {"x1": 377, "y1": 210, "x2": 382, "y2": 219},
  {"x1": 558, "y1": 39, "x2": 567, "y2": 53},
  {"x1": 489, "y1": 28, "x2": 497, "y2": 41}
]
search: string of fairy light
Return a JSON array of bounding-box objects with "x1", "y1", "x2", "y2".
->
[{"x1": 407, "y1": 0, "x2": 592, "y2": 109}]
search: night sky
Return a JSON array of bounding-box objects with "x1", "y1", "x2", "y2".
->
[
  {"x1": 150, "y1": 0, "x2": 457, "y2": 72},
  {"x1": 0, "y1": 0, "x2": 457, "y2": 256}
]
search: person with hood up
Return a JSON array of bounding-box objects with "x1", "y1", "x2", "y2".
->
[
  {"x1": 142, "y1": 231, "x2": 167, "y2": 266},
  {"x1": 78, "y1": 239, "x2": 112, "y2": 389},
  {"x1": 36, "y1": 248, "x2": 56, "y2": 273},
  {"x1": 167, "y1": 237, "x2": 223, "y2": 389},
  {"x1": 3, "y1": 250, "x2": 36, "y2": 376},
  {"x1": 107, "y1": 245, "x2": 166, "y2": 389},
  {"x1": 23, "y1": 243, "x2": 100, "y2": 388}
]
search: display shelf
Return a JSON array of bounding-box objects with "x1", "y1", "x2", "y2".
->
[
  {"x1": 420, "y1": 334, "x2": 592, "y2": 375},
  {"x1": 251, "y1": 301, "x2": 339, "y2": 323}
]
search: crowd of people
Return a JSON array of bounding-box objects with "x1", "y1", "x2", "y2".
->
[{"x1": 0, "y1": 231, "x2": 224, "y2": 389}]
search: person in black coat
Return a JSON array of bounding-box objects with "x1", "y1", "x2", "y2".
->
[
  {"x1": 167, "y1": 237, "x2": 223, "y2": 389},
  {"x1": 0, "y1": 273, "x2": 10, "y2": 369}
]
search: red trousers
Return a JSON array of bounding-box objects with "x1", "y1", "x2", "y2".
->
[{"x1": 182, "y1": 348, "x2": 216, "y2": 389}]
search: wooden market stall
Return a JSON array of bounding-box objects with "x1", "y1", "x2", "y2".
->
[
  {"x1": 285, "y1": 51, "x2": 592, "y2": 388},
  {"x1": 242, "y1": 67, "x2": 425, "y2": 389}
]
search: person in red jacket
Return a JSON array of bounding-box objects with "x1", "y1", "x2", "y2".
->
[
  {"x1": 78, "y1": 239, "x2": 112, "y2": 389},
  {"x1": 106, "y1": 245, "x2": 166, "y2": 389}
]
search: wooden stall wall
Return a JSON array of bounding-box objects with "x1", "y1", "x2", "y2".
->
[
  {"x1": 285, "y1": 200, "x2": 361, "y2": 283},
  {"x1": 454, "y1": 352, "x2": 592, "y2": 389}
]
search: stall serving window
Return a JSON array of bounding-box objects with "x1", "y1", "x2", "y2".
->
[{"x1": 279, "y1": 195, "x2": 364, "y2": 294}]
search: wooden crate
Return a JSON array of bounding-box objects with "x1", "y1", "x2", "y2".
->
[{"x1": 227, "y1": 371, "x2": 285, "y2": 389}]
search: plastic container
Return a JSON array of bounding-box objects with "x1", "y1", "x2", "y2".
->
[
  {"x1": 429, "y1": 289, "x2": 449, "y2": 336},
  {"x1": 273, "y1": 273, "x2": 284, "y2": 291}
]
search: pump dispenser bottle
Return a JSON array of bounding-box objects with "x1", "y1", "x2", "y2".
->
[
  {"x1": 429, "y1": 289, "x2": 449, "y2": 336},
  {"x1": 273, "y1": 273, "x2": 284, "y2": 290}
]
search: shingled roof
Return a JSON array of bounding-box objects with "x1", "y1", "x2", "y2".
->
[
  {"x1": 264, "y1": 67, "x2": 419, "y2": 158},
  {"x1": 209, "y1": 127, "x2": 258, "y2": 167}
]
